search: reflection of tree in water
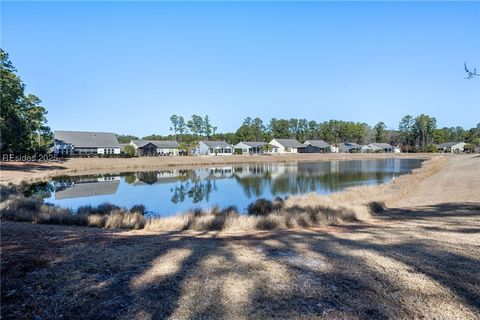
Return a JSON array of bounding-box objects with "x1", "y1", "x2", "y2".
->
[
  {"x1": 170, "y1": 179, "x2": 216, "y2": 204},
  {"x1": 23, "y1": 181, "x2": 55, "y2": 199},
  {"x1": 270, "y1": 171, "x2": 388, "y2": 195},
  {"x1": 123, "y1": 173, "x2": 137, "y2": 185},
  {"x1": 233, "y1": 173, "x2": 272, "y2": 198}
]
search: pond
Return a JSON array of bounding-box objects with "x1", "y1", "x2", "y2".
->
[{"x1": 26, "y1": 159, "x2": 423, "y2": 216}]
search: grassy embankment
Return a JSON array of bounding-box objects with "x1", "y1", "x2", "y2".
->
[{"x1": 0, "y1": 156, "x2": 444, "y2": 231}]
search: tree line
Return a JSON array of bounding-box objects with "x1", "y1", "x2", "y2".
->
[
  {"x1": 1, "y1": 49, "x2": 52, "y2": 155},
  {"x1": 117, "y1": 114, "x2": 480, "y2": 152},
  {"x1": 1, "y1": 49, "x2": 478, "y2": 156}
]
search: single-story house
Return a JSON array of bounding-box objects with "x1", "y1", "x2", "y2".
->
[
  {"x1": 234, "y1": 141, "x2": 277, "y2": 154},
  {"x1": 269, "y1": 139, "x2": 305, "y2": 153},
  {"x1": 303, "y1": 140, "x2": 331, "y2": 153},
  {"x1": 130, "y1": 140, "x2": 180, "y2": 156},
  {"x1": 336, "y1": 142, "x2": 362, "y2": 153},
  {"x1": 53, "y1": 130, "x2": 120, "y2": 155},
  {"x1": 437, "y1": 142, "x2": 466, "y2": 153},
  {"x1": 196, "y1": 140, "x2": 234, "y2": 156},
  {"x1": 361, "y1": 143, "x2": 395, "y2": 153}
]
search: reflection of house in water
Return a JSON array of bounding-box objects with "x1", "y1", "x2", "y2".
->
[
  {"x1": 130, "y1": 170, "x2": 185, "y2": 185},
  {"x1": 54, "y1": 177, "x2": 120, "y2": 199},
  {"x1": 232, "y1": 163, "x2": 298, "y2": 180},
  {"x1": 194, "y1": 167, "x2": 234, "y2": 180}
]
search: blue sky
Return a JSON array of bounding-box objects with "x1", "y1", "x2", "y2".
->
[{"x1": 2, "y1": 1, "x2": 479, "y2": 137}]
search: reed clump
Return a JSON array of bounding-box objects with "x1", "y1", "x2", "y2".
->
[{"x1": 0, "y1": 195, "x2": 146, "y2": 229}]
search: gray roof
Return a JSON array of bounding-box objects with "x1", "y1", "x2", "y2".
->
[
  {"x1": 131, "y1": 140, "x2": 180, "y2": 148},
  {"x1": 236, "y1": 141, "x2": 268, "y2": 148},
  {"x1": 304, "y1": 140, "x2": 331, "y2": 148},
  {"x1": 200, "y1": 140, "x2": 232, "y2": 148},
  {"x1": 54, "y1": 131, "x2": 120, "y2": 148},
  {"x1": 437, "y1": 142, "x2": 464, "y2": 148},
  {"x1": 338, "y1": 142, "x2": 362, "y2": 150},
  {"x1": 55, "y1": 181, "x2": 120, "y2": 200},
  {"x1": 273, "y1": 139, "x2": 305, "y2": 148},
  {"x1": 371, "y1": 143, "x2": 394, "y2": 149}
]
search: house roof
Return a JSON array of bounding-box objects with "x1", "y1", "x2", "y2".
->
[
  {"x1": 338, "y1": 142, "x2": 362, "y2": 150},
  {"x1": 55, "y1": 180, "x2": 120, "y2": 200},
  {"x1": 338, "y1": 142, "x2": 361, "y2": 149},
  {"x1": 437, "y1": 142, "x2": 464, "y2": 148},
  {"x1": 272, "y1": 139, "x2": 305, "y2": 148},
  {"x1": 54, "y1": 131, "x2": 120, "y2": 148},
  {"x1": 370, "y1": 143, "x2": 394, "y2": 149},
  {"x1": 235, "y1": 141, "x2": 268, "y2": 148},
  {"x1": 200, "y1": 140, "x2": 232, "y2": 148},
  {"x1": 304, "y1": 140, "x2": 331, "y2": 148},
  {"x1": 131, "y1": 140, "x2": 180, "y2": 148}
]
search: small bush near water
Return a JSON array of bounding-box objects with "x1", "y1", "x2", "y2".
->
[{"x1": 247, "y1": 197, "x2": 285, "y2": 216}]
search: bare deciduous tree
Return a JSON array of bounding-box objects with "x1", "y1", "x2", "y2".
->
[{"x1": 464, "y1": 62, "x2": 479, "y2": 79}]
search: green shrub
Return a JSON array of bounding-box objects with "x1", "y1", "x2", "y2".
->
[{"x1": 124, "y1": 144, "x2": 136, "y2": 157}]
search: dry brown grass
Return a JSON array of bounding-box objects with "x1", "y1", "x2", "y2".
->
[
  {"x1": 0, "y1": 195, "x2": 146, "y2": 229},
  {"x1": 1, "y1": 155, "x2": 478, "y2": 320}
]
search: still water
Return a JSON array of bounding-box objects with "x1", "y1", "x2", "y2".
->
[{"x1": 27, "y1": 159, "x2": 422, "y2": 216}]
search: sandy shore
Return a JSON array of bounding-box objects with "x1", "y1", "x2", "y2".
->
[
  {"x1": 1, "y1": 155, "x2": 479, "y2": 319},
  {"x1": 0, "y1": 153, "x2": 438, "y2": 185}
]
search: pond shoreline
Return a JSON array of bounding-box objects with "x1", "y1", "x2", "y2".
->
[
  {"x1": 1, "y1": 156, "x2": 446, "y2": 232},
  {"x1": 0, "y1": 152, "x2": 438, "y2": 185},
  {"x1": 30, "y1": 158, "x2": 425, "y2": 217}
]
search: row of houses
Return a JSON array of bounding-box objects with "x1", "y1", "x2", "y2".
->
[{"x1": 52, "y1": 130, "x2": 468, "y2": 156}]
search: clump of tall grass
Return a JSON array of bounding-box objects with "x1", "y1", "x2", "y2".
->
[
  {"x1": 0, "y1": 195, "x2": 145, "y2": 229},
  {"x1": 1, "y1": 183, "x2": 21, "y2": 201}
]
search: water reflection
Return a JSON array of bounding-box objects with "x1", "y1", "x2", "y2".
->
[{"x1": 26, "y1": 159, "x2": 422, "y2": 216}]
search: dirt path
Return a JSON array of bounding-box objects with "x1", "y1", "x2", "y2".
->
[
  {"x1": 396, "y1": 154, "x2": 480, "y2": 206},
  {"x1": 1, "y1": 155, "x2": 479, "y2": 319}
]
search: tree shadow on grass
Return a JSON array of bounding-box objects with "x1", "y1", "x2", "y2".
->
[{"x1": 1, "y1": 201, "x2": 479, "y2": 319}]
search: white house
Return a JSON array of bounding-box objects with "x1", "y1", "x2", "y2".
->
[
  {"x1": 361, "y1": 143, "x2": 395, "y2": 153},
  {"x1": 269, "y1": 139, "x2": 305, "y2": 154},
  {"x1": 196, "y1": 141, "x2": 234, "y2": 156},
  {"x1": 437, "y1": 142, "x2": 466, "y2": 153},
  {"x1": 130, "y1": 140, "x2": 180, "y2": 156},
  {"x1": 53, "y1": 131, "x2": 120, "y2": 156},
  {"x1": 234, "y1": 141, "x2": 276, "y2": 154}
]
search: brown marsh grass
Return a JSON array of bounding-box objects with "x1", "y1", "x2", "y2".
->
[{"x1": 0, "y1": 194, "x2": 146, "y2": 229}]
